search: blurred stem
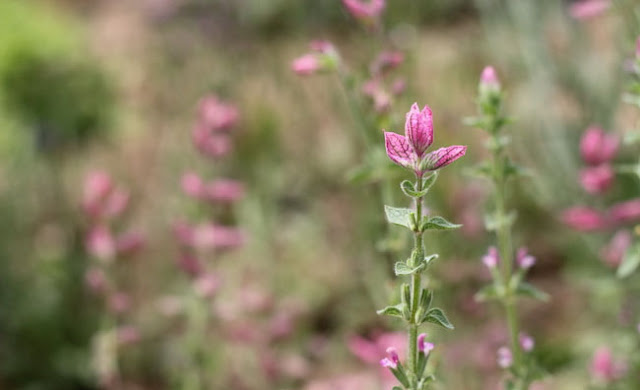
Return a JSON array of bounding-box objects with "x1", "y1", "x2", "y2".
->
[{"x1": 181, "y1": 291, "x2": 207, "y2": 390}]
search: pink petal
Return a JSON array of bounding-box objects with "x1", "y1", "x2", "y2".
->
[
  {"x1": 384, "y1": 132, "x2": 413, "y2": 169},
  {"x1": 405, "y1": 103, "x2": 433, "y2": 157},
  {"x1": 424, "y1": 145, "x2": 466, "y2": 170},
  {"x1": 561, "y1": 206, "x2": 608, "y2": 231},
  {"x1": 580, "y1": 165, "x2": 614, "y2": 194}
]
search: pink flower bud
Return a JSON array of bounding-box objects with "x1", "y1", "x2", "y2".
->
[
  {"x1": 86, "y1": 225, "x2": 116, "y2": 261},
  {"x1": 291, "y1": 54, "x2": 321, "y2": 76},
  {"x1": 85, "y1": 267, "x2": 107, "y2": 294},
  {"x1": 609, "y1": 198, "x2": 640, "y2": 224},
  {"x1": 519, "y1": 333, "x2": 535, "y2": 352},
  {"x1": 561, "y1": 206, "x2": 608, "y2": 231},
  {"x1": 342, "y1": 0, "x2": 386, "y2": 25},
  {"x1": 204, "y1": 179, "x2": 245, "y2": 203},
  {"x1": 482, "y1": 246, "x2": 500, "y2": 269},
  {"x1": 569, "y1": 0, "x2": 610, "y2": 20},
  {"x1": 198, "y1": 95, "x2": 239, "y2": 131},
  {"x1": 580, "y1": 126, "x2": 619, "y2": 166},
  {"x1": 181, "y1": 172, "x2": 205, "y2": 199},
  {"x1": 115, "y1": 231, "x2": 145, "y2": 256},
  {"x1": 193, "y1": 273, "x2": 221, "y2": 298},
  {"x1": 424, "y1": 145, "x2": 467, "y2": 171},
  {"x1": 516, "y1": 247, "x2": 536, "y2": 270},
  {"x1": 380, "y1": 347, "x2": 399, "y2": 369},
  {"x1": 417, "y1": 333, "x2": 434, "y2": 355},
  {"x1": 480, "y1": 66, "x2": 500, "y2": 90},
  {"x1": 600, "y1": 231, "x2": 632, "y2": 267},
  {"x1": 83, "y1": 171, "x2": 112, "y2": 218},
  {"x1": 497, "y1": 347, "x2": 512, "y2": 368},
  {"x1": 580, "y1": 165, "x2": 614, "y2": 194},
  {"x1": 173, "y1": 221, "x2": 195, "y2": 246}
]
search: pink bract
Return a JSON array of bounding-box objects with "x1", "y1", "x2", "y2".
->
[
  {"x1": 561, "y1": 206, "x2": 609, "y2": 231},
  {"x1": 580, "y1": 165, "x2": 614, "y2": 194},
  {"x1": 580, "y1": 126, "x2": 618, "y2": 166}
]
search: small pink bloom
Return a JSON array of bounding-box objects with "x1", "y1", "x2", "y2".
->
[
  {"x1": 342, "y1": 0, "x2": 385, "y2": 24},
  {"x1": 590, "y1": 347, "x2": 625, "y2": 383},
  {"x1": 417, "y1": 333, "x2": 434, "y2": 355},
  {"x1": 516, "y1": 247, "x2": 536, "y2": 270},
  {"x1": 580, "y1": 165, "x2": 614, "y2": 194},
  {"x1": 198, "y1": 95, "x2": 239, "y2": 131},
  {"x1": 497, "y1": 347, "x2": 512, "y2": 368},
  {"x1": 192, "y1": 125, "x2": 232, "y2": 158},
  {"x1": 519, "y1": 333, "x2": 535, "y2": 352},
  {"x1": 193, "y1": 223, "x2": 246, "y2": 250},
  {"x1": 373, "y1": 90, "x2": 391, "y2": 113},
  {"x1": 569, "y1": 0, "x2": 610, "y2": 20},
  {"x1": 115, "y1": 231, "x2": 145, "y2": 256},
  {"x1": 405, "y1": 103, "x2": 434, "y2": 158},
  {"x1": 292, "y1": 54, "x2": 321, "y2": 76},
  {"x1": 85, "y1": 267, "x2": 107, "y2": 293},
  {"x1": 609, "y1": 198, "x2": 640, "y2": 224},
  {"x1": 310, "y1": 40, "x2": 334, "y2": 54},
  {"x1": 384, "y1": 131, "x2": 414, "y2": 169},
  {"x1": 580, "y1": 126, "x2": 619, "y2": 166},
  {"x1": 380, "y1": 347, "x2": 399, "y2": 369},
  {"x1": 82, "y1": 171, "x2": 112, "y2": 218},
  {"x1": 193, "y1": 273, "x2": 221, "y2": 298},
  {"x1": 108, "y1": 292, "x2": 131, "y2": 314},
  {"x1": 482, "y1": 246, "x2": 499, "y2": 269},
  {"x1": 181, "y1": 172, "x2": 205, "y2": 199},
  {"x1": 269, "y1": 312, "x2": 295, "y2": 341},
  {"x1": 370, "y1": 51, "x2": 404, "y2": 76},
  {"x1": 204, "y1": 179, "x2": 245, "y2": 203},
  {"x1": 117, "y1": 326, "x2": 140, "y2": 346},
  {"x1": 561, "y1": 206, "x2": 608, "y2": 231},
  {"x1": 86, "y1": 225, "x2": 116, "y2": 261},
  {"x1": 103, "y1": 188, "x2": 130, "y2": 219},
  {"x1": 480, "y1": 66, "x2": 500, "y2": 90},
  {"x1": 173, "y1": 221, "x2": 195, "y2": 246},
  {"x1": 600, "y1": 231, "x2": 632, "y2": 267}
]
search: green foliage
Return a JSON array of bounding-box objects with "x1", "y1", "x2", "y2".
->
[
  {"x1": 515, "y1": 282, "x2": 550, "y2": 302},
  {"x1": 617, "y1": 243, "x2": 640, "y2": 278},
  {"x1": 419, "y1": 216, "x2": 462, "y2": 231},
  {"x1": 421, "y1": 307, "x2": 454, "y2": 329},
  {"x1": 384, "y1": 205, "x2": 415, "y2": 230}
]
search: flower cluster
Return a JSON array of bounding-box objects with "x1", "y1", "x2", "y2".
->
[{"x1": 192, "y1": 95, "x2": 239, "y2": 158}]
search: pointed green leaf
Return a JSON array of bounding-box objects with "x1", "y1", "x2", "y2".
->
[
  {"x1": 422, "y1": 307, "x2": 454, "y2": 329},
  {"x1": 400, "y1": 180, "x2": 417, "y2": 198},
  {"x1": 420, "y1": 216, "x2": 462, "y2": 231},
  {"x1": 390, "y1": 367, "x2": 411, "y2": 388},
  {"x1": 474, "y1": 284, "x2": 501, "y2": 302},
  {"x1": 384, "y1": 205, "x2": 414, "y2": 229},
  {"x1": 376, "y1": 304, "x2": 405, "y2": 318},
  {"x1": 419, "y1": 289, "x2": 433, "y2": 311},
  {"x1": 618, "y1": 244, "x2": 640, "y2": 278},
  {"x1": 424, "y1": 254, "x2": 438, "y2": 266},
  {"x1": 394, "y1": 261, "x2": 426, "y2": 276},
  {"x1": 421, "y1": 171, "x2": 439, "y2": 193},
  {"x1": 515, "y1": 282, "x2": 550, "y2": 302}
]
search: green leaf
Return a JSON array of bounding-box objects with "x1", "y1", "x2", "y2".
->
[
  {"x1": 400, "y1": 180, "x2": 418, "y2": 198},
  {"x1": 395, "y1": 261, "x2": 426, "y2": 276},
  {"x1": 515, "y1": 282, "x2": 550, "y2": 302},
  {"x1": 376, "y1": 304, "x2": 405, "y2": 318},
  {"x1": 474, "y1": 284, "x2": 502, "y2": 302},
  {"x1": 422, "y1": 307, "x2": 454, "y2": 329},
  {"x1": 384, "y1": 205, "x2": 414, "y2": 230},
  {"x1": 420, "y1": 216, "x2": 462, "y2": 231},
  {"x1": 423, "y1": 254, "x2": 439, "y2": 266},
  {"x1": 392, "y1": 387, "x2": 403, "y2": 390},
  {"x1": 618, "y1": 244, "x2": 640, "y2": 278},
  {"x1": 421, "y1": 171, "x2": 439, "y2": 193},
  {"x1": 419, "y1": 288, "x2": 433, "y2": 311}
]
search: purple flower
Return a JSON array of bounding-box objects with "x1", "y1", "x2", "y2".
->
[
  {"x1": 561, "y1": 206, "x2": 609, "y2": 231},
  {"x1": 417, "y1": 333, "x2": 435, "y2": 355},
  {"x1": 519, "y1": 333, "x2": 535, "y2": 352},
  {"x1": 380, "y1": 346, "x2": 399, "y2": 369},
  {"x1": 497, "y1": 347, "x2": 512, "y2": 368},
  {"x1": 580, "y1": 165, "x2": 614, "y2": 194},
  {"x1": 482, "y1": 246, "x2": 500, "y2": 269},
  {"x1": 516, "y1": 247, "x2": 536, "y2": 270},
  {"x1": 384, "y1": 103, "x2": 466, "y2": 176},
  {"x1": 580, "y1": 126, "x2": 619, "y2": 166}
]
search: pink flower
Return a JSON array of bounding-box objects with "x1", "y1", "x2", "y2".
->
[
  {"x1": 370, "y1": 51, "x2": 404, "y2": 76},
  {"x1": 600, "y1": 231, "x2": 632, "y2": 267},
  {"x1": 561, "y1": 206, "x2": 608, "y2": 231},
  {"x1": 292, "y1": 54, "x2": 321, "y2": 76},
  {"x1": 192, "y1": 223, "x2": 246, "y2": 250},
  {"x1": 193, "y1": 273, "x2": 221, "y2": 298},
  {"x1": 348, "y1": 332, "x2": 406, "y2": 364},
  {"x1": 569, "y1": 0, "x2": 610, "y2": 20},
  {"x1": 85, "y1": 267, "x2": 107, "y2": 293},
  {"x1": 379, "y1": 347, "x2": 399, "y2": 369},
  {"x1": 519, "y1": 333, "x2": 535, "y2": 352},
  {"x1": 342, "y1": 0, "x2": 385, "y2": 25},
  {"x1": 482, "y1": 246, "x2": 500, "y2": 269},
  {"x1": 181, "y1": 172, "x2": 205, "y2": 198},
  {"x1": 103, "y1": 188, "x2": 130, "y2": 219},
  {"x1": 192, "y1": 125, "x2": 232, "y2": 158},
  {"x1": 480, "y1": 66, "x2": 500, "y2": 90},
  {"x1": 86, "y1": 225, "x2": 116, "y2": 261},
  {"x1": 204, "y1": 179, "x2": 245, "y2": 203},
  {"x1": 115, "y1": 231, "x2": 145, "y2": 256},
  {"x1": 82, "y1": 171, "x2": 113, "y2": 218},
  {"x1": 198, "y1": 95, "x2": 239, "y2": 131},
  {"x1": 580, "y1": 126, "x2": 619, "y2": 166},
  {"x1": 590, "y1": 347, "x2": 626, "y2": 383},
  {"x1": 497, "y1": 347, "x2": 512, "y2": 368},
  {"x1": 384, "y1": 103, "x2": 466, "y2": 176},
  {"x1": 417, "y1": 333, "x2": 435, "y2": 355},
  {"x1": 580, "y1": 165, "x2": 614, "y2": 194},
  {"x1": 516, "y1": 247, "x2": 536, "y2": 270},
  {"x1": 609, "y1": 198, "x2": 640, "y2": 224}
]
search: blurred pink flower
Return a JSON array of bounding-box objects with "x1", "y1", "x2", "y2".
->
[
  {"x1": 609, "y1": 198, "x2": 640, "y2": 224},
  {"x1": 480, "y1": 66, "x2": 500, "y2": 90},
  {"x1": 580, "y1": 165, "x2": 614, "y2": 194},
  {"x1": 482, "y1": 246, "x2": 500, "y2": 269},
  {"x1": 561, "y1": 206, "x2": 608, "y2": 231},
  {"x1": 600, "y1": 231, "x2": 632, "y2": 267},
  {"x1": 192, "y1": 125, "x2": 232, "y2": 158},
  {"x1": 519, "y1": 333, "x2": 535, "y2": 352},
  {"x1": 102, "y1": 188, "x2": 130, "y2": 219},
  {"x1": 192, "y1": 223, "x2": 246, "y2": 250},
  {"x1": 342, "y1": 0, "x2": 386, "y2": 25},
  {"x1": 204, "y1": 179, "x2": 245, "y2": 203},
  {"x1": 117, "y1": 326, "x2": 140, "y2": 346},
  {"x1": 379, "y1": 347, "x2": 399, "y2": 369},
  {"x1": 497, "y1": 347, "x2": 512, "y2": 368},
  {"x1": 181, "y1": 172, "x2": 205, "y2": 199},
  {"x1": 292, "y1": 54, "x2": 321, "y2": 76},
  {"x1": 569, "y1": 0, "x2": 610, "y2": 20},
  {"x1": 348, "y1": 331, "x2": 406, "y2": 365},
  {"x1": 86, "y1": 225, "x2": 116, "y2": 261},
  {"x1": 384, "y1": 103, "x2": 466, "y2": 176},
  {"x1": 516, "y1": 247, "x2": 536, "y2": 270},
  {"x1": 370, "y1": 51, "x2": 404, "y2": 76},
  {"x1": 115, "y1": 231, "x2": 145, "y2": 256},
  {"x1": 85, "y1": 267, "x2": 107, "y2": 294},
  {"x1": 193, "y1": 273, "x2": 221, "y2": 298},
  {"x1": 580, "y1": 126, "x2": 618, "y2": 166},
  {"x1": 269, "y1": 312, "x2": 295, "y2": 341},
  {"x1": 198, "y1": 95, "x2": 239, "y2": 131},
  {"x1": 590, "y1": 346, "x2": 626, "y2": 383},
  {"x1": 417, "y1": 333, "x2": 434, "y2": 355},
  {"x1": 83, "y1": 171, "x2": 113, "y2": 218}
]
